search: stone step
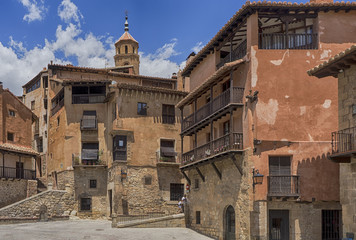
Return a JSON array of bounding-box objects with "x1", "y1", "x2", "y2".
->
[{"x1": 115, "y1": 213, "x2": 185, "y2": 228}]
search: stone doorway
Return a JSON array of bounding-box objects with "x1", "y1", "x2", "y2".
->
[{"x1": 224, "y1": 205, "x2": 235, "y2": 240}]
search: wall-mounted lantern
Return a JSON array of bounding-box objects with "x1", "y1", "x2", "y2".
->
[{"x1": 252, "y1": 168, "x2": 264, "y2": 190}]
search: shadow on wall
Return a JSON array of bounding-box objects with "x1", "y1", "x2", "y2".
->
[
  {"x1": 297, "y1": 152, "x2": 339, "y2": 202},
  {"x1": 253, "y1": 140, "x2": 291, "y2": 156}
]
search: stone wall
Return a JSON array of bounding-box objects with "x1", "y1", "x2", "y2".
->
[
  {"x1": 0, "y1": 179, "x2": 37, "y2": 208},
  {"x1": 185, "y1": 151, "x2": 252, "y2": 240},
  {"x1": 0, "y1": 189, "x2": 75, "y2": 219}
]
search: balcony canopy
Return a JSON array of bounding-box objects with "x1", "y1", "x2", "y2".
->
[{"x1": 176, "y1": 59, "x2": 245, "y2": 109}]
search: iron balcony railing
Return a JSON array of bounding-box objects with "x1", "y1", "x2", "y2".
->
[
  {"x1": 332, "y1": 126, "x2": 356, "y2": 155},
  {"x1": 72, "y1": 94, "x2": 106, "y2": 104},
  {"x1": 267, "y1": 175, "x2": 300, "y2": 197},
  {"x1": 259, "y1": 33, "x2": 318, "y2": 50},
  {"x1": 182, "y1": 132, "x2": 243, "y2": 165},
  {"x1": 182, "y1": 87, "x2": 244, "y2": 133},
  {"x1": 0, "y1": 166, "x2": 36, "y2": 180},
  {"x1": 216, "y1": 39, "x2": 247, "y2": 69}
]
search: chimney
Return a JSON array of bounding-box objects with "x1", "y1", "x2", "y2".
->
[
  {"x1": 0, "y1": 81, "x2": 3, "y2": 90},
  {"x1": 171, "y1": 73, "x2": 178, "y2": 79}
]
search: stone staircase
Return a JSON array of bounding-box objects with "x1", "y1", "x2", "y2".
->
[{"x1": 113, "y1": 213, "x2": 185, "y2": 228}]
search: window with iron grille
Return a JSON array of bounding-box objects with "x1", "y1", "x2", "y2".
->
[
  {"x1": 160, "y1": 139, "x2": 176, "y2": 162},
  {"x1": 113, "y1": 135, "x2": 127, "y2": 161},
  {"x1": 162, "y1": 104, "x2": 175, "y2": 124},
  {"x1": 89, "y1": 179, "x2": 97, "y2": 188},
  {"x1": 137, "y1": 102, "x2": 147, "y2": 116},
  {"x1": 80, "y1": 198, "x2": 91, "y2": 211},
  {"x1": 81, "y1": 111, "x2": 97, "y2": 130},
  {"x1": 322, "y1": 210, "x2": 341, "y2": 240},
  {"x1": 170, "y1": 183, "x2": 184, "y2": 201}
]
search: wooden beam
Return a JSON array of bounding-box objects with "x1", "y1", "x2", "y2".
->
[
  {"x1": 181, "y1": 171, "x2": 191, "y2": 185},
  {"x1": 211, "y1": 162, "x2": 222, "y2": 180},
  {"x1": 230, "y1": 154, "x2": 243, "y2": 175},
  {"x1": 196, "y1": 167, "x2": 205, "y2": 182}
]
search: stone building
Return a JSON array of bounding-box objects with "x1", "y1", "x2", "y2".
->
[
  {"x1": 308, "y1": 45, "x2": 356, "y2": 239},
  {"x1": 0, "y1": 82, "x2": 38, "y2": 208},
  {"x1": 177, "y1": 1, "x2": 356, "y2": 239},
  {"x1": 22, "y1": 17, "x2": 187, "y2": 218}
]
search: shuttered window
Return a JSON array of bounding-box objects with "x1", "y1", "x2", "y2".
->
[
  {"x1": 269, "y1": 156, "x2": 291, "y2": 175},
  {"x1": 81, "y1": 111, "x2": 97, "y2": 129},
  {"x1": 162, "y1": 104, "x2": 175, "y2": 124}
]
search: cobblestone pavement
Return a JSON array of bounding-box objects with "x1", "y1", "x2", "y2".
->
[{"x1": 0, "y1": 220, "x2": 213, "y2": 240}]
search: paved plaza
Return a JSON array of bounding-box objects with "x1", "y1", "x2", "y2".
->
[{"x1": 0, "y1": 220, "x2": 213, "y2": 240}]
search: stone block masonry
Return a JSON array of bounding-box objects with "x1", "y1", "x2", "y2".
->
[
  {"x1": 0, "y1": 189, "x2": 75, "y2": 219},
  {"x1": 0, "y1": 178, "x2": 37, "y2": 208}
]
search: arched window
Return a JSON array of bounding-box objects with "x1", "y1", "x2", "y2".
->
[
  {"x1": 133, "y1": 47, "x2": 135, "y2": 54},
  {"x1": 125, "y1": 45, "x2": 128, "y2": 54},
  {"x1": 117, "y1": 48, "x2": 120, "y2": 54}
]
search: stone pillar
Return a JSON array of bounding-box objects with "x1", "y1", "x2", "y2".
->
[
  {"x1": 111, "y1": 213, "x2": 117, "y2": 228},
  {"x1": 47, "y1": 183, "x2": 53, "y2": 190}
]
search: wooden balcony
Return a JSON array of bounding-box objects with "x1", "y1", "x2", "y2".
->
[
  {"x1": 182, "y1": 132, "x2": 243, "y2": 167},
  {"x1": 51, "y1": 98, "x2": 64, "y2": 116},
  {"x1": 0, "y1": 166, "x2": 36, "y2": 180},
  {"x1": 330, "y1": 126, "x2": 356, "y2": 163},
  {"x1": 216, "y1": 40, "x2": 247, "y2": 69},
  {"x1": 259, "y1": 33, "x2": 318, "y2": 50},
  {"x1": 72, "y1": 94, "x2": 106, "y2": 104},
  {"x1": 267, "y1": 175, "x2": 300, "y2": 198},
  {"x1": 182, "y1": 87, "x2": 244, "y2": 136}
]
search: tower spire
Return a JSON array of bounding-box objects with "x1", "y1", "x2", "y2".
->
[{"x1": 125, "y1": 11, "x2": 129, "y2": 32}]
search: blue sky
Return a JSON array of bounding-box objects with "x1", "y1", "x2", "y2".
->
[{"x1": 1, "y1": 0, "x2": 314, "y2": 95}]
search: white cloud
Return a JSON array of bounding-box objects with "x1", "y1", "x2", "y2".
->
[
  {"x1": 191, "y1": 41, "x2": 204, "y2": 54},
  {"x1": 1, "y1": 1, "x2": 186, "y2": 95},
  {"x1": 58, "y1": 0, "x2": 83, "y2": 26},
  {"x1": 19, "y1": 0, "x2": 46, "y2": 22},
  {"x1": 139, "y1": 39, "x2": 183, "y2": 78}
]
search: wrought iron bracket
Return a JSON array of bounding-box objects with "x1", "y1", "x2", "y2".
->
[
  {"x1": 195, "y1": 167, "x2": 205, "y2": 182},
  {"x1": 230, "y1": 153, "x2": 243, "y2": 175},
  {"x1": 211, "y1": 162, "x2": 222, "y2": 180},
  {"x1": 181, "y1": 170, "x2": 191, "y2": 185}
]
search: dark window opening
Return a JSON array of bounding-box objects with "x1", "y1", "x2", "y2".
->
[
  {"x1": 9, "y1": 110, "x2": 16, "y2": 117},
  {"x1": 90, "y1": 180, "x2": 97, "y2": 188},
  {"x1": 160, "y1": 139, "x2": 176, "y2": 162},
  {"x1": 133, "y1": 47, "x2": 135, "y2": 53},
  {"x1": 223, "y1": 121, "x2": 230, "y2": 135},
  {"x1": 37, "y1": 137, "x2": 43, "y2": 153},
  {"x1": 80, "y1": 198, "x2": 91, "y2": 211},
  {"x1": 51, "y1": 88, "x2": 64, "y2": 116},
  {"x1": 113, "y1": 135, "x2": 127, "y2": 161},
  {"x1": 196, "y1": 211, "x2": 201, "y2": 224},
  {"x1": 16, "y1": 162, "x2": 24, "y2": 179},
  {"x1": 81, "y1": 111, "x2": 97, "y2": 130},
  {"x1": 144, "y1": 176, "x2": 152, "y2": 185},
  {"x1": 81, "y1": 142, "x2": 99, "y2": 165},
  {"x1": 125, "y1": 45, "x2": 128, "y2": 54},
  {"x1": 137, "y1": 102, "x2": 147, "y2": 116},
  {"x1": 72, "y1": 85, "x2": 106, "y2": 104},
  {"x1": 7, "y1": 132, "x2": 14, "y2": 142},
  {"x1": 43, "y1": 76, "x2": 48, "y2": 88},
  {"x1": 222, "y1": 81, "x2": 230, "y2": 92},
  {"x1": 162, "y1": 104, "x2": 175, "y2": 124},
  {"x1": 194, "y1": 179, "x2": 199, "y2": 189},
  {"x1": 31, "y1": 100, "x2": 35, "y2": 110},
  {"x1": 170, "y1": 183, "x2": 184, "y2": 201},
  {"x1": 26, "y1": 79, "x2": 40, "y2": 93}
]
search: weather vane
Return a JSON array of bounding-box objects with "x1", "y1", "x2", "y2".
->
[{"x1": 125, "y1": 10, "x2": 128, "y2": 18}]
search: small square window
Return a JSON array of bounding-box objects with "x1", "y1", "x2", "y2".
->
[
  {"x1": 144, "y1": 176, "x2": 152, "y2": 185},
  {"x1": 89, "y1": 180, "x2": 97, "y2": 188},
  {"x1": 196, "y1": 211, "x2": 201, "y2": 224},
  {"x1": 137, "y1": 102, "x2": 147, "y2": 116},
  {"x1": 9, "y1": 110, "x2": 15, "y2": 117},
  {"x1": 7, "y1": 132, "x2": 14, "y2": 142},
  {"x1": 80, "y1": 198, "x2": 91, "y2": 211}
]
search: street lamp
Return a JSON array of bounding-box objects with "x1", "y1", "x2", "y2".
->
[{"x1": 252, "y1": 168, "x2": 264, "y2": 189}]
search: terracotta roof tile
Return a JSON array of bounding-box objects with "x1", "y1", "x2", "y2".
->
[
  {"x1": 116, "y1": 32, "x2": 138, "y2": 44},
  {"x1": 308, "y1": 45, "x2": 356, "y2": 77},
  {"x1": 0, "y1": 143, "x2": 39, "y2": 156}
]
